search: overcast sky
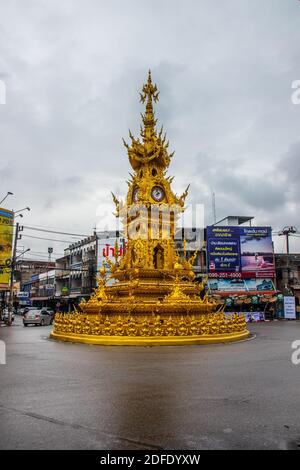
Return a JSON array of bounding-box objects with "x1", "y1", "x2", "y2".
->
[{"x1": 1, "y1": 0, "x2": 300, "y2": 258}]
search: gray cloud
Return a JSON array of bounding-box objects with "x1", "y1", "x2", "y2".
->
[{"x1": 0, "y1": 0, "x2": 300, "y2": 255}]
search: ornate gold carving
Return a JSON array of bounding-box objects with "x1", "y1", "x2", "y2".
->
[{"x1": 53, "y1": 312, "x2": 247, "y2": 338}]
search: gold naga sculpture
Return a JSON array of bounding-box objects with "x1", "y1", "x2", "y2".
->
[{"x1": 50, "y1": 71, "x2": 249, "y2": 345}]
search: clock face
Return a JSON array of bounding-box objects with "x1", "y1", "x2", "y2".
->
[
  {"x1": 132, "y1": 187, "x2": 139, "y2": 202},
  {"x1": 151, "y1": 186, "x2": 165, "y2": 202}
]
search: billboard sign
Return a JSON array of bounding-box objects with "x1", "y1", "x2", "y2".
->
[
  {"x1": 207, "y1": 226, "x2": 274, "y2": 277},
  {"x1": 240, "y1": 226, "x2": 274, "y2": 274},
  {"x1": 16, "y1": 291, "x2": 29, "y2": 298},
  {"x1": 0, "y1": 208, "x2": 14, "y2": 289},
  {"x1": 207, "y1": 226, "x2": 240, "y2": 272}
]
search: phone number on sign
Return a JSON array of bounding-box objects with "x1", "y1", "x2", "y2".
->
[{"x1": 208, "y1": 273, "x2": 242, "y2": 279}]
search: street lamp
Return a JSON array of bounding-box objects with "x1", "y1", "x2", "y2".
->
[
  {"x1": 48, "y1": 247, "x2": 53, "y2": 262},
  {"x1": 15, "y1": 248, "x2": 30, "y2": 260},
  {"x1": 0, "y1": 191, "x2": 13, "y2": 206},
  {"x1": 14, "y1": 207, "x2": 30, "y2": 214}
]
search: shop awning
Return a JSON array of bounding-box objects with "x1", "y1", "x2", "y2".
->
[{"x1": 214, "y1": 290, "x2": 276, "y2": 297}]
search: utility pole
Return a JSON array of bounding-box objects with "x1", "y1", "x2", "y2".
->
[
  {"x1": 278, "y1": 226, "x2": 298, "y2": 292},
  {"x1": 278, "y1": 226, "x2": 297, "y2": 254},
  {"x1": 8, "y1": 222, "x2": 21, "y2": 326},
  {"x1": 5, "y1": 205, "x2": 30, "y2": 325},
  {"x1": 212, "y1": 192, "x2": 216, "y2": 224}
]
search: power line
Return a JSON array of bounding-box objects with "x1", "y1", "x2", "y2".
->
[
  {"x1": 17, "y1": 248, "x2": 62, "y2": 253},
  {"x1": 21, "y1": 222, "x2": 90, "y2": 233},
  {"x1": 23, "y1": 225, "x2": 89, "y2": 237},
  {"x1": 22, "y1": 234, "x2": 74, "y2": 243},
  {"x1": 18, "y1": 254, "x2": 63, "y2": 258},
  {"x1": 273, "y1": 233, "x2": 300, "y2": 236},
  {"x1": 18, "y1": 249, "x2": 64, "y2": 255},
  {"x1": 16, "y1": 260, "x2": 89, "y2": 272}
]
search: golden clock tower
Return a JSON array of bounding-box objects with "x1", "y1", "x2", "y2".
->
[
  {"x1": 51, "y1": 72, "x2": 249, "y2": 345},
  {"x1": 112, "y1": 70, "x2": 191, "y2": 281}
]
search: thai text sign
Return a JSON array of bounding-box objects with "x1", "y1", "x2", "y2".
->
[
  {"x1": 284, "y1": 296, "x2": 296, "y2": 319},
  {"x1": 0, "y1": 208, "x2": 14, "y2": 289},
  {"x1": 207, "y1": 226, "x2": 274, "y2": 277}
]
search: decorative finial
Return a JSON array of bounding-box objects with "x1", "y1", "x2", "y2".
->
[
  {"x1": 111, "y1": 191, "x2": 120, "y2": 217},
  {"x1": 140, "y1": 70, "x2": 159, "y2": 104},
  {"x1": 123, "y1": 70, "x2": 174, "y2": 171},
  {"x1": 139, "y1": 70, "x2": 159, "y2": 140}
]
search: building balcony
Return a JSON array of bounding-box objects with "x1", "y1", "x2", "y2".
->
[
  {"x1": 70, "y1": 287, "x2": 82, "y2": 295},
  {"x1": 55, "y1": 270, "x2": 70, "y2": 280},
  {"x1": 70, "y1": 262, "x2": 82, "y2": 269}
]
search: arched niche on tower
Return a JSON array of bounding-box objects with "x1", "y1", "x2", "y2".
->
[{"x1": 153, "y1": 244, "x2": 164, "y2": 270}]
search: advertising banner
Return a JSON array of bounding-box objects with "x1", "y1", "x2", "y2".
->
[
  {"x1": 244, "y1": 312, "x2": 265, "y2": 322},
  {"x1": 240, "y1": 226, "x2": 274, "y2": 273},
  {"x1": 0, "y1": 208, "x2": 14, "y2": 289},
  {"x1": 208, "y1": 278, "x2": 245, "y2": 292},
  {"x1": 208, "y1": 277, "x2": 275, "y2": 293},
  {"x1": 207, "y1": 225, "x2": 274, "y2": 277},
  {"x1": 225, "y1": 311, "x2": 265, "y2": 322},
  {"x1": 207, "y1": 227, "x2": 240, "y2": 272}
]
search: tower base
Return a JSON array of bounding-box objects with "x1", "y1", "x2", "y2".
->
[
  {"x1": 50, "y1": 330, "x2": 250, "y2": 346},
  {"x1": 50, "y1": 312, "x2": 250, "y2": 346}
]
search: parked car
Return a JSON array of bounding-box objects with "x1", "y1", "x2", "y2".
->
[
  {"x1": 20, "y1": 306, "x2": 37, "y2": 316},
  {"x1": 23, "y1": 309, "x2": 53, "y2": 327},
  {"x1": 44, "y1": 307, "x2": 55, "y2": 321}
]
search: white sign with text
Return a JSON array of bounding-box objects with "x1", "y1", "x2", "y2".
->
[{"x1": 284, "y1": 296, "x2": 296, "y2": 319}]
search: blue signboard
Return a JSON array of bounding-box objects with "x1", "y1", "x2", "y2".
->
[
  {"x1": 207, "y1": 227, "x2": 241, "y2": 272},
  {"x1": 207, "y1": 226, "x2": 274, "y2": 276}
]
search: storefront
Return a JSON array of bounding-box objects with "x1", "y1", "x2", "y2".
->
[{"x1": 212, "y1": 290, "x2": 282, "y2": 321}]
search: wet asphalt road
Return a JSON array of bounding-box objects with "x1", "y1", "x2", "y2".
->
[{"x1": 0, "y1": 317, "x2": 300, "y2": 450}]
